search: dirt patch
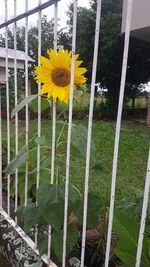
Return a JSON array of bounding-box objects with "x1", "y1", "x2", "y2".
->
[{"x1": 0, "y1": 253, "x2": 12, "y2": 267}]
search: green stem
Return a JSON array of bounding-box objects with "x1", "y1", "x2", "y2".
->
[
  {"x1": 56, "y1": 121, "x2": 67, "y2": 148},
  {"x1": 56, "y1": 166, "x2": 59, "y2": 184}
]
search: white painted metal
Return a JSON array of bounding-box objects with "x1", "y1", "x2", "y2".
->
[
  {"x1": 80, "y1": 0, "x2": 102, "y2": 266},
  {"x1": 47, "y1": 1, "x2": 58, "y2": 259},
  {"x1": 1, "y1": 1, "x2": 150, "y2": 267},
  {"x1": 62, "y1": 1, "x2": 77, "y2": 266},
  {"x1": 0, "y1": 89, "x2": 2, "y2": 209},
  {"x1": 135, "y1": 148, "x2": 150, "y2": 267},
  {"x1": 36, "y1": 0, "x2": 42, "y2": 192},
  {"x1": 0, "y1": 0, "x2": 60, "y2": 30},
  {"x1": 0, "y1": 208, "x2": 57, "y2": 267},
  {"x1": 14, "y1": 0, "x2": 18, "y2": 223},
  {"x1": 5, "y1": 0, "x2": 11, "y2": 216},
  {"x1": 24, "y1": 0, "x2": 29, "y2": 207},
  {"x1": 35, "y1": 0, "x2": 42, "y2": 247},
  {"x1": 54, "y1": 2, "x2": 58, "y2": 52},
  {"x1": 104, "y1": 0, "x2": 133, "y2": 266},
  {"x1": 50, "y1": 1, "x2": 58, "y2": 185}
]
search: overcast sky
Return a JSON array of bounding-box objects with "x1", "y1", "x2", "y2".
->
[{"x1": 0, "y1": 0, "x2": 90, "y2": 30}]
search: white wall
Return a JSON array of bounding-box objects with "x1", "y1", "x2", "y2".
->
[
  {"x1": 121, "y1": 0, "x2": 150, "y2": 42},
  {"x1": 122, "y1": 0, "x2": 150, "y2": 32}
]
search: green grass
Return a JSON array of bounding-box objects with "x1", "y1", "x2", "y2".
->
[{"x1": 2, "y1": 119, "x2": 149, "y2": 212}]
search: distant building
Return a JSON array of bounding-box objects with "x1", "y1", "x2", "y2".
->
[
  {"x1": 122, "y1": 0, "x2": 150, "y2": 126},
  {"x1": 0, "y1": 47, "x2": 34, "y2": 84},
  {"x1": 122, "y1": 0, "x2": 150, "y2": 43}
]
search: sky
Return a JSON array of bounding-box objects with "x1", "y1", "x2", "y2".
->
[{"x1": 0, "y1": 0, "x2": 90, "y2": 30}]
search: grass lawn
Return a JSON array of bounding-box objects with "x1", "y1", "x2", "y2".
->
[{"x1": 2, "y1": 118, "x2": 150, "y2": 212}]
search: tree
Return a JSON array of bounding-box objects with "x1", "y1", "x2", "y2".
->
[
  {"x1": 67, "y1": 0, "x2": 150, "y2": 115},
  {"x1": 66, "y1": 4, "x2": 95, "y2": 86}
]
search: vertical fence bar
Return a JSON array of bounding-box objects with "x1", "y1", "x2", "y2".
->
[
  {"x1": 0, "y1": 88, "x2": 2, "y2": 209},
  {"x1": 50, "y1": 2, "x2": 57, "y2": 185},
  {"x1": 104, "y1": 0, "x2": 133, "y2": 266},
  {"x1": 24, "y1": 0, "x2": 29, "y2": 207},
  {"x1": 62, "y1": 1, "x2": 77, "y2": 266},
  {"x1": 35, "y1": 0, "x2": 42, "y2": 246},
  {"x1": 36, "y1": 0, "x2": 42, "y2": 193},
  {"x1": 80, "y1": 1, "x2": 101, "y2": 266},
  {"x1": 53, "y1": 1, "x2": 58, "y2": 52},
  {"x1": 5, "y1": 0, "x2": 11, "y2": 216},
  {"x1": 47, "y1": 0, "x2": 58, "y2": 259},
  {"x1": 135, "y1": 148, "x2": 150, "y2": 267},
  {"x1": 14, "y1": 0, "x2": 19, "y2": 222}
]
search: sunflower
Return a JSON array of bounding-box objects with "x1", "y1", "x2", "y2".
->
[{"x1": 34, "y1": 48, "x2": 87, "y2": 103}]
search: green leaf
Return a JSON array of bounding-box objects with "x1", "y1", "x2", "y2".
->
[
  {"x1": 63, "y1": 183, "x2": 81, "y2": 211},
  {"x1": 18, "y1": 174, "x2": 34, "y2": 204},
  {"x1": 11, "y1": 94, "x2": 38, "y2": 118},
  {"x1": 52, "y1": 225, "x2": 79, "y2": 261},
  {"x1": 40, "y1": 168, "x2": 51, "y2": 184},
  {"x1": 51, "y1": 229, "x2": 63, "y2": 261},
  {"x1": 32, "y1": 97, "x2": 50, "y2": 113},
  {"x1": 5, "y1": 145, "x2": 28, "y2": 175},
  {"x1": 35, "y1": 136, "x2": 47, "y2": 145},
  {"x1": 113, "y1": 209, "x2": 150, "y2": 267},
  {"x1": 15, "y1": 203, "x2": 24, "y2": 219},
  {"x1": 75, "y1": 84, "x2": 87, "y2": 92},
  {"x1": 114, "y1": 248, "x2": 137, "y2": 267},
  {"x1": 37, "y1": 233, "x2": 48, "y2": 255},
  {"x1": 28, "y1": 146, "x2": 48, "y2": 169},
  {"x1": 67, "y1": 224, "x2": 79, "y2": 254},
  {"x1": 73, "y1": 90, "x2": 83, "y2": 97},
  {"x1": 147, "y1": 239, "x2": 150, "y2": 258},
  {"x1": 73, "y1": 192, "x2": 101, "y2": 228},
  {"x1": 36, "y1": 184, "x2": 65, "y2": 229},
  {"x1": 71, "y1": 124, "x2": 97, "y2": 167},
  {"x1": 113, "y1": 210, "x2": 139, "y2": 252},
  {"x1": 22, "y1": 203, "x2": 41, "y2": 232},
  {"x1": 40, "y1": 156, "x2": 50, "y2": 169}
]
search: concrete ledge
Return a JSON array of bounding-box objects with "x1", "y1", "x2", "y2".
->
[{"x1": 0, "y1": 213, "x2": 45, "y2": 267}]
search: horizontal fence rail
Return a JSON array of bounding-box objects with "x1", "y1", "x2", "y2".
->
[
  {"x1": 0, "y1": 0, "x2": 60, "y2": 29},
  {"x1": 0, "y1": 0, "x2": 149, "y2": 266}
]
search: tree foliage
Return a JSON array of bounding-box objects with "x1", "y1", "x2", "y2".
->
[
  {"x1": 0, "y1": 3, "x2": 150, "y2": 114},
  {"x1": 67, "y1": 0, "x2": 150, "y2": 114}
]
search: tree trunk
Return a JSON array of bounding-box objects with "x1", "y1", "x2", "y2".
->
[
  {"x1": 132, "y1": 97, "x2": 135, "y2": 109},
  {"x1": 146, "y1": 95, "x2": 150, "y2": 127}
]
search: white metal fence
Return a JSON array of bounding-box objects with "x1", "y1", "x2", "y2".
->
[{"x1": 0, "y1": 0, "x2": 150, "y2": 266}]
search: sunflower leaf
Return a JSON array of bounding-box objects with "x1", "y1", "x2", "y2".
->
[
  {"x1": 37, "y1": 233, "x2": 48, "y2": 255},
  {"x1": 5, "y1": 145, "x2": 28, "y2": 175},
  {"x1": 113, "y1": 209, "x2": 150, "y2": 267},
  {"x1": 32, "y1": 97, "x2": 50, "y2": 113},
  {"x1": 11, "y1": 94, "x2": 38, "y2": 118},
  {"x1": 71, "y1": 124, "x2": 97, "y2": 167},
  {"x1": 52, "y1": 225, "x2": 79, "y2": 261},
  {"x1": 73, "y1": 90, "x2": 83, "y2": 97},
  {"x1": 36, "y1": 184, "x2": 65, "y2": 229}
]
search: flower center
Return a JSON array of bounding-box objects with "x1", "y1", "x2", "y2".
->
[{"x1": 51, "y1": 67, "x2": 71, "y2": 87}]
